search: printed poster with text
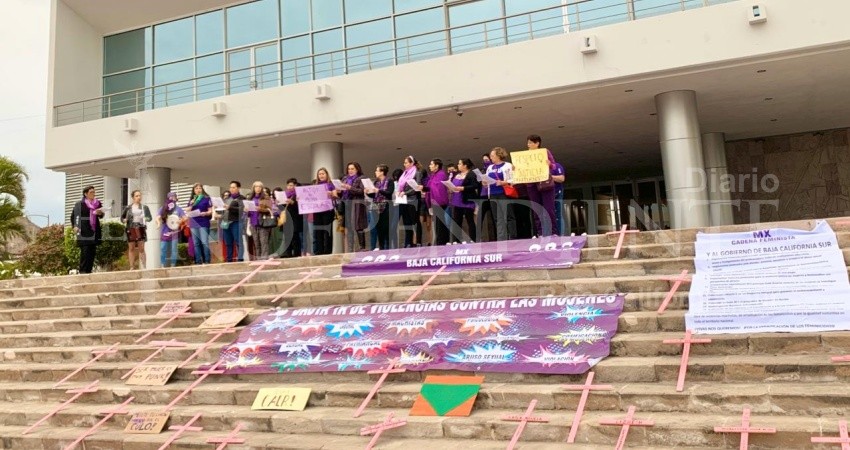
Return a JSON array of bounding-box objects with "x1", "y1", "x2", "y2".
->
[
  {"x1": 220, "y1": 295, "x2": 625, "y2": 375},
  {"x1": 686, "y1": 220, "x2": 850, "y2": 334}
]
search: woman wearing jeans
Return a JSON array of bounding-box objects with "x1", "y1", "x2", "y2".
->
[
  {"x1": 248, "y1": 181, "x2": 274, "y2": 259},
  {"x1": 156, "y1": 192, "x2": 185, "y2": 267},
  {"x1": 187, "y1": 183, "x2": 213, "y2": 264}
]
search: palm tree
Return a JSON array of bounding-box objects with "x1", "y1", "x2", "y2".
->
[{"x1": 0, "y1": 156, "x2": 28, "y2": 250}]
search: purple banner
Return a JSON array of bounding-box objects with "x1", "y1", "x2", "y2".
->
[
  {"x1": 341, "y1": 236, "x2": 587, "y2": 277},
  {"x1": 220, "y1": 294, "x2": 624, "y2": 375},
  {"x1": 295, "y1": 185, "x2": 333, "y2": 214}
]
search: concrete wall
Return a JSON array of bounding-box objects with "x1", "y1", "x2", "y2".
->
[
  {"x1": 726, "y1": 128, "x2": 850, "y2": 224},
  {"x1": 45, "y1": 0, "x2": 850, "y2": 169},
  {"x1": 50, "y1": 0, "x2": 103, "y2": 117}
]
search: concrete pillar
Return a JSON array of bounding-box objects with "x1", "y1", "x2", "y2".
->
[
  {"x1": 702, "y1": 132, "x2": 735, "y2": 226},
  {"x1": 101, "y1": 176, "x2": 123, "y2": 220},
  {"x1": 139, "y1": 168, "x2": 171, "y2": 268},
  {"x1": 655, "y1": 90, "x2": 711, "y2": 229},
  {"x1": 310, "y1": 142, "x2": 344, "y2": 254}
]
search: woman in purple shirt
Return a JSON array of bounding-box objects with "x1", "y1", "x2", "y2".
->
[
  {"x1": 156, "y1": 192, "x2": 185, "y2": 267},
  {"x1": 424, "y1": 158, "x2": 450, "y2": 246},
  {"x1": 340, "y1": 162, "x2": 368, "y2": 252},
  {"x1": 524, "y1": 134, "x2": 558, "y2": 237},
  {"x1": 448, "y1": 158, "x2": 481, "y2": 243},
  {"x1": 187, "y1": 183, "x2": 213, "y2": 264}
]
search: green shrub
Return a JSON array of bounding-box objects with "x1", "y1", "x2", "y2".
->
[
  {"x1": 177, "y1": 243, "x2": 191, "y2": 266},
  {"x1": 0, "y1": 260, "x2": 18, "y2": 280},
  {"x1": 20, "y1": 225, "x2": 69, "y2": 275}
]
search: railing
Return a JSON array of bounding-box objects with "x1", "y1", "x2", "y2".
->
[{"x1": 54, "y1": 0, "x2": 735, "y2": 127}]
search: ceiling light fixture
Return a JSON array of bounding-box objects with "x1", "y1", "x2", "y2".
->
[
  {"x1": 513, "y1": 106, "x2": 522, "y2": 110},
  {"x1": 770, "y1": 119, "x2": 778, "y2": 122},
  {"x1": 757, "y1": 69, "x2": 767, "y2": 73},
  {"x1": 764, "y1": 97, "x2": 773, "y2": 101},
  {"x1": 625, "y1": 89, "x2": 634, "y2": 93},
  {"x1": 419, "y1": 121, "x2": 427, "y2": 124}
]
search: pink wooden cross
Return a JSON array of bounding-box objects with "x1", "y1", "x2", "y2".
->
[
  {"x1": 663, "y1": 329, "x2": 712, "y2": 392},
  {"x1": 406, "y1": 265, "x2": 450, "y2": 303},
  {"x1": 831, "y1": 355, "x2": 850, "y2": 363},
  {"x1": 812, "y1": 420, "x2": 850, "y2": 449},
  {"x1": 714, "y1": 408, "x2": 776, "y2": 450},
  {"x1": 657, "y1": 270, "x2": 691, "y2": 314},
  {"x1": 271, "y1": 268, "x2": 323, "y2": 303},
  {"x1": 227, "y1": 260, "x2": 282, "y2": 293},
  {"x1": 179, "y1": 328, "x2": 237, "y2": 369},
  {"x1": 62, "y1": 396, "x2": 134, "y2": 450},
  {"x1": 53, "y1": 343, "x2": 119, "y2": 388},
  {"x1": 135, "y1": 306, "x2": 192, "y2": 344},
  {"x1": 354, "y1": 358, "x2": 407, "y2": 418},
  {"x1": 563, "y1": 371, "x2": 614, "y2": 443},
  {"x1": 501, "y1": 399, "x2": 549, "y2": 450},
  {"x1": 605, "y1": 224, "x2": 639, "y2": 259},
  {"x1": 207, "y1": 423, "x2": 246, "y2": 450},
  {"x1": 121, "y1": 339, "x2": 187, "y2": 380},
  {"x1": 165, "y1": 360, "x2": 225, "y2": 411},
  {"x1": 158, "y1": 413, "x2": 203, "y2": 450},
  {"x1": 360, "y1": 412, "x2": 407, "y2": 450},
  {"x1": 599, "y1": 405, "x2": 654, "y2": 450},
  {"x1": 23, "y1": 380, "x2": 100, "y2": 435}
]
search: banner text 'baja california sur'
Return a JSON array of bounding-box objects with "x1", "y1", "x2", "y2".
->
[
  {"x1": 220, "y1": 295, "x2": 625, "y2": 375},
  {"x1": 342, "y1": 235, "x2": 587, "y2": 277}
]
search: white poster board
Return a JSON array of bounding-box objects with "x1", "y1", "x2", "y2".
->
[{"x1": 686, "y1": 220, "x2": 850, "y2": 334}]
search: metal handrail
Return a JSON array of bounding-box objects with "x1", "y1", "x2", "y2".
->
[{"x1": 54, "y1": 0, "x2": 721, "y2": 126}]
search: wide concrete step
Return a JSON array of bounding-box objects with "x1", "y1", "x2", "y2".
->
[{"x1": 2, "y1": 380, "x2": 848, "y2": 416}]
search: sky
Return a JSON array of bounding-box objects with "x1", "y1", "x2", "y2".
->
[{"x1": 0, "y1": 0, "x2": 62, "y2": 228}]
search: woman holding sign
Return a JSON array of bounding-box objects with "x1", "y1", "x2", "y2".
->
[
  {"x1": 523, "y1": 135, "x2": 558, "y2": 237},
  {"x1": 313, "y1": 168, "x2": 337, "y2": 255}
]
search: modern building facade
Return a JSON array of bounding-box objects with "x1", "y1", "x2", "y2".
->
[{"x1": 47, "y1": 0, "x2": 850, "y2": 267}]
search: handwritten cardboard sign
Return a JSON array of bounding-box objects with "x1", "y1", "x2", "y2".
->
[
  {"x1": 295, "y1": 185, "x2": 334, "y2": 214},
  {"x1": 126, "y1": 364, "x2": 178, "y2": 386},
  {"x1": 251, "y1": 387, "x2": 311, "y2": 411},
  {"x1": 157, "y1": 301, "x2": 191, "y2": 316},
  {"x1": 509, "y1": 148, "x2": 550, "y2": 184},
  {"x1": 198, "y1": 308, "x2": 251, "y2": 330},
  {"x1": 124, "y1": 411, "x2": 170, "y2": 434}
]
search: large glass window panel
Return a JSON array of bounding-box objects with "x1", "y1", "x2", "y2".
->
[
  {"x1": 395, "y1": 7, "x2": 444, "y2": 37},
  {"x1": 504, "y1": 0, "x2": 563, "y2": 42},
  {"x1": 312, "y1": 0, "x2": 343, "y2": 30},
  {"x1": 344, "y1": 0, "x2": 392, "y2": 23},
  {"x1": 154, "y1": 18, "x2": 193, "y2": 64},
  {"x1": 196, "y1": 53, "x2": 224, "y2": 100},
  {"x1": 394, "y1": 0, "x2": 443, "y2": 13},
  {"x1": 227, "y1": 49, "x2": 252, "y2": 94},
  {"x1": 103, "y1": 69, "x2": 151, "y2": 116},
  {"x1": 313, "y1": 28, "x2": 344, "y2": 79},
  {"x1": 346, "y1": 18, "x2": 393, "y2": 72},
  {"x1": 449, "y1": 0, "x2": 505, "y2": 53},
  {"x1": 255, "y1": 43, "x2": 281, "y2": 89},
  {"x1": 633, "y1": 0, "x2": 683, "y2": 18},
  {"x1": 153, "y1": 60, "x2": 194, "y2": 108},
  {"x1": 567, "y1": 0, "x2": 629, "y2": 31},
  {"x1": 103, "y1": 28, "x2": 152, "y2": 74},
  {"x1": 281, "y1": 0, "x2": 311, "y2": 36},
  {"x1": 282, "y1": 36, "x2": 313, "y2": 84},
  {"x1": 196, "y1": 10, "x2": 224, "y2": 54},
  {"x1": 226, "y1": 0, "x2": 279, "y2": 48}
]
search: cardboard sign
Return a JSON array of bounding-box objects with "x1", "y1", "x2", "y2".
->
[
  {"x1": 251, "y1": 387, "x2": 311, "y2": 411},
  {"x1": 295, "y1": 185, "x2": 334, "y2": 214},
  {"x1": 124, "y1": 412, "x2": 170, "y2": 434},
  {"x1": 157, "y1": 301, "x2": 191, "y2": 316},
  {"x1": 126, "y1": 364, "x2": 178, "y2": 386},
  {"x1": 198, "y1": 308, "x2": 250, "y2": 330},
  {"x1": 509, "y1": 149, "x2": 550, "y2": 184}
]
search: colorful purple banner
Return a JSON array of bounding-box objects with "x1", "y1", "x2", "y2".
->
[
  {"x1": 220, "y1": 294, "x2": 624, "y2": 375},
  {"x1": 295, "y1": 185, "x2": 333, "y2": 214},
  {"x1": 341, "y1": 235, "x2": 587, "y2": 277}
]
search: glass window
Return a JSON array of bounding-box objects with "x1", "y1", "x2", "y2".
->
[
  {"x1": 504, "y1": 0, "x2": 562, "y2": 43},
  {"x1": 448, "y1": 0, "x2": 505, "y2": 53},
  {"x1": 226, "y1": 0, "x2": 279, "y2": 48},
  {"x1": 567, "y1": 0, "x2": 629, "y2": 31},
  {"x1": 346, "y1": 18, "x2": 393, "y2": 72},
  {"x1": 312, "y1": 28, "x2": 344, "y2": 78},
  {"x1": 281, "y1": 0, "x2": 311, "y2": 36},
  {"x1": 227, "y1": 49, "x2": 253, "y2": 94},
  {"x1": 196, "y1": 10, "x2": 224, "y2": 54},
  {"x1": 344, "y1": 0, "x2": 392, "y2": 23},
  {"x1": 282, "y1": 36, "x2": 313, "y2": 84},
  {"x1": 255, "y1": 43, "x2": 282, "y2": 89},
  {"x1": 312, "y1": 0, "x2": 343, "y2": 29},
  {"x1": 395, "y1": 8, "x2": 446, "y2": 63},
  {"x1": 153, "y1": 60, "x2": 194, "y2": 107},
  {"x1": 196, "y1": 53, "x2": 224, "y2": 100},
  {"x1": 633, "y1": 0, "x2": 682, "y2": 18},
  {"x1": 394, "y1": 0, "x2": 443, "y2": 13},
  {"x1": 103, "y1": 28, "x2": 152, "y2": 74},
  {"x1": 154, "y1": 17, "x2": 194, "y2": 64},
  {"x1": 103, "y1": 69, "x2": 151, "y2": 116}
]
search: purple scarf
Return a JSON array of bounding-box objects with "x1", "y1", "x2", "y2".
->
[
  {"x1": 342, "y1": 174, "x2": 359, "y2": 200},
  {"x1": 397, "y1": 166, "x2": 417, "y2": 194},
  {"x1": 84, "y1": 198, "x2": 101, "y2": 226}
]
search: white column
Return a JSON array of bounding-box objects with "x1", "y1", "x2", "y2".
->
[
  {"x1": 655, "y1": 90, "x2": 711, "y2": 229},
  {"x1": 101, "y1": 176, "x2": 123, "y2": 220},
  {"x1": 139, "y1": 168, "x2": 171, "y2": 269},
  {"x1": 702, "y1": 132, "x2": 735, "y2": 226},
  {"x1": 311, "y1": 142, "x2": 344, "y2": 254}
]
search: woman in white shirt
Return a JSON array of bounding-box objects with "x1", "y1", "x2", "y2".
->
[{"x1": 120, "y1": 190, "x2": 152, "y2": 270}]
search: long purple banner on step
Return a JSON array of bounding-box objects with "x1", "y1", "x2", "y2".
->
[
  {"x1": 220, "y1": 294, "x2": 625, "y2": 375},
  {"x1": 341, "y1": 236, "x2": 587, "y2": 277}
]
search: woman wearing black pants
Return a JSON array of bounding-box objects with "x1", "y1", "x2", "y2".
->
[
  {"x1": 395, "y1": 156, "x2": 425, "y2": 248},
  {"x1": 366, "y1": 164, "x2": 395, "y2": 250},
  {"x1": 70, "y1": 185, "x2": 104, "y2": 274},
  {"x1": 448, "y1": 159, "x2": 481, "y2": 243}
]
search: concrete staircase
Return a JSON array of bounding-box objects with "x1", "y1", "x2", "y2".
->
[{"x1": 1, "y1": 218, "x2": 849, "y2": 449}]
